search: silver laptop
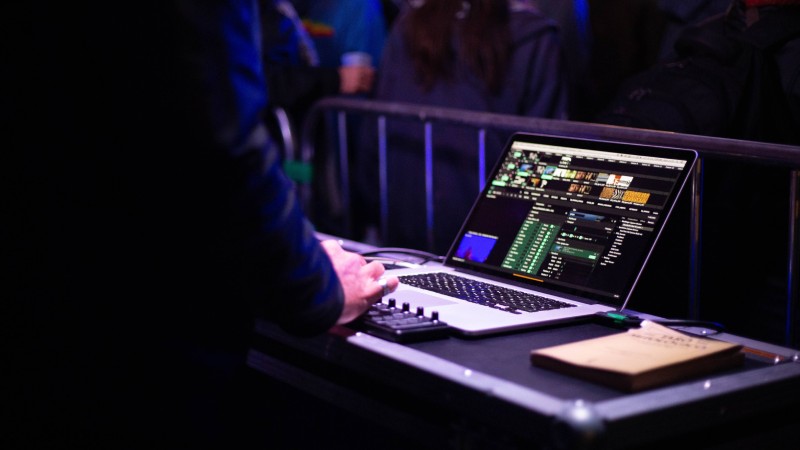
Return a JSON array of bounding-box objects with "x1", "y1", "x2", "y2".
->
[{"x1": 386, "y1": 132, "x2": 698, "y2": 336}]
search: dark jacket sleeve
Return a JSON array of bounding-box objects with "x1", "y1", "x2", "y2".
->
[
  {"x1": 180, "y1": 0, "x2": 345, "y2": 335},
  {"x1": 160, "y1": 0, "x2": 344, "y2": 336},
  {"x1": 240, "y1": 126, "x2": 346, "y2": 335},
  {"x1": 7, "y1": 0, "x2": 344, "y2": 342},
  {"x1": 265, "y1": 65, "x2": 341, "y2": 118},
  {"x1": 5, "y1": 2, "x2": 344, "y2": 446}
]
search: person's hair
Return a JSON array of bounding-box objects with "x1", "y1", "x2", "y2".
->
[{"x1": 404, "y1": 0, "x2": 511, "y2": 93}]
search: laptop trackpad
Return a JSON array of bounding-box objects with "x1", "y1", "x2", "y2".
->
[{"x1": 392, "y1": 290, "x2": 458, "y2": 308}]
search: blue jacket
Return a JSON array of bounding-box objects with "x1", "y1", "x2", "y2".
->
[{"x1": 5, "y1": 0, "x2": 342, "y2": 446}]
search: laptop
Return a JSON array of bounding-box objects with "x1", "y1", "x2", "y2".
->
[{"x1": 385, "y1": 132, "x2": 697, "y2": 336}]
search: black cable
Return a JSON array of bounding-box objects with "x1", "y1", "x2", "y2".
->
[
  {"x1": 595, "y1": 311, "x2": 726, "y2": 333},
  {"x1": 358, "y1": 247, "x2": 445, "y2": 263},
  {"x1": 652, "y1": 319, "x2": 726, "y2": 332}
]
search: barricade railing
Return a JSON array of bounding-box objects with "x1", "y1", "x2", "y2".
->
[{"x1": 294, "y1": 97, "x2": 800, "y2": 348}]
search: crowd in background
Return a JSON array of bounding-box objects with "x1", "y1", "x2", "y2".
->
[
  {"x1": 263, "y1": 0, "x2": 799, "y2": 143},
  {"x1": 262, "y1": 0, "x2": 799, "y2": 250}
]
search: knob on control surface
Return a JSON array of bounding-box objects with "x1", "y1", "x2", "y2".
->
[
  {"x1": 402, "y1": 302, "x2": 410, "y2": 312},
  {"x1": 416, "y1": 306, "x2": 425, "y2": 316}
]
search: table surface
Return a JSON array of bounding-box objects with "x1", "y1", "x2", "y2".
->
[{"x1": 251, "y1": 313, "x2": 800, "y2": 449}]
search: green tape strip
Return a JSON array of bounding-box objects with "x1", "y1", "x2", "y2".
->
[{"x1": 283, "y1": 160, "x2": 313, "y2": 184}]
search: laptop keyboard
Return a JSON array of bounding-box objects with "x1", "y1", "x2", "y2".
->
[{"x1": 398, "y1": 272, "x2": 575, "y2": 315}]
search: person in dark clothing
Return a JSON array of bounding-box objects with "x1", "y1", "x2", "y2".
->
[
  {"x1": 354, "y1": 0, "x2": 569, "y2": 254},
  {"x1": 534, "y1": 0, "x2": 668, "y2": 122},
  {"x1": 534, "y1": 0, "x2": 729, "y2": 122},
  {"x1": 381, "y1": 0, "x2": 402, "y2": 28},
  {"x1": 594, "y1": 0, "x2": 800, "y2": 342},
  {"x1": 655, "y1": 0, "x2": 731, "y2": 59},
  {"x1": 260, "y1": 0, "x2": 375, "y2": 154},
  {"x1": 596, "y1": 0, "x2": 800, "y2": 144},
  {"x1": 4, "y1": 1, "x2": 396, "y2": 448}
]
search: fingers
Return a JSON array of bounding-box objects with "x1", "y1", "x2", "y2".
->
[
  {"x1": 361, "y1": 261, "x2": 399, "y2": 300},
  {"x1": 337, "y1": 66, "x2": 374, "y2": 94},
  {"x1": 320, "y1": 239, "x2": 343, "y2": 255},
  {"x1": 320, "y1": 240, "x2": 401, "y2": 324},
  {"x1": 376, "y1": 274, "x2": 400, "y2": 297},
  {"x1": 360, "y1": 67, "x2": 375, "y2": 91},
  {"x1": 360, "y1": 259, "x2": 384, "y2": 278}
]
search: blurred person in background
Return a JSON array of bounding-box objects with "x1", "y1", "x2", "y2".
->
[
  {"x1": 354, "y1": 0, "x2": 569, "y2": 255},
  {"x1": 295, "y1": 0, "x2": 387, "y2": 72},
  {"x1": 260, "y1": 0, "x2": 375, "y2": 157},
  {"x1": 286, "y1": 0, "x2": 387, "y2": 235},
  {"x1": 594, "y1": 0, "x2": 800, "y2": 342}
]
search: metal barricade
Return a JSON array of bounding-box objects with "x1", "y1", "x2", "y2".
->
[{"x1": 292, "y1": 97, "x2": 800, "y2": 348}]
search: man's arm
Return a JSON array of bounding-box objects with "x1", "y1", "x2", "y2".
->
[{"x1": 181, "y1": 0, "x2": 395, "y2": 334}]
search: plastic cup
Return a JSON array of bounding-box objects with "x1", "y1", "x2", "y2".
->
[{"x1": 341, "y1": 51, "x2": 372, "y2": 67}]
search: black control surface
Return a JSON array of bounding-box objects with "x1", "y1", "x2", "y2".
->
[{"x1": 351, "y1": 298, "x2": 451, "y2": 343}]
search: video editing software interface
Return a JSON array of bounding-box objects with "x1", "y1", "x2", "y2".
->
[{"x1": 450, "y1": 139, "x2": 691, "y2": 302}]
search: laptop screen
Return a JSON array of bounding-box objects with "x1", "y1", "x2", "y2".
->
[{"x1": 446, "y1": 133, "x2": 697, "y2": 305}]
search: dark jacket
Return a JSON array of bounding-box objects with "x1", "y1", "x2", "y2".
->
[{"x1": 5, "y1": 1, "x2": 342, "y2": 447}]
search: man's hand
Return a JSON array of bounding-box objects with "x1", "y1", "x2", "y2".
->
[
  {"x1": 338, "y1": 65, "x2": 375, "y2": 94},
  {"x1": 320, "y1": 240, "x2": 399, "y2": 325}
]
